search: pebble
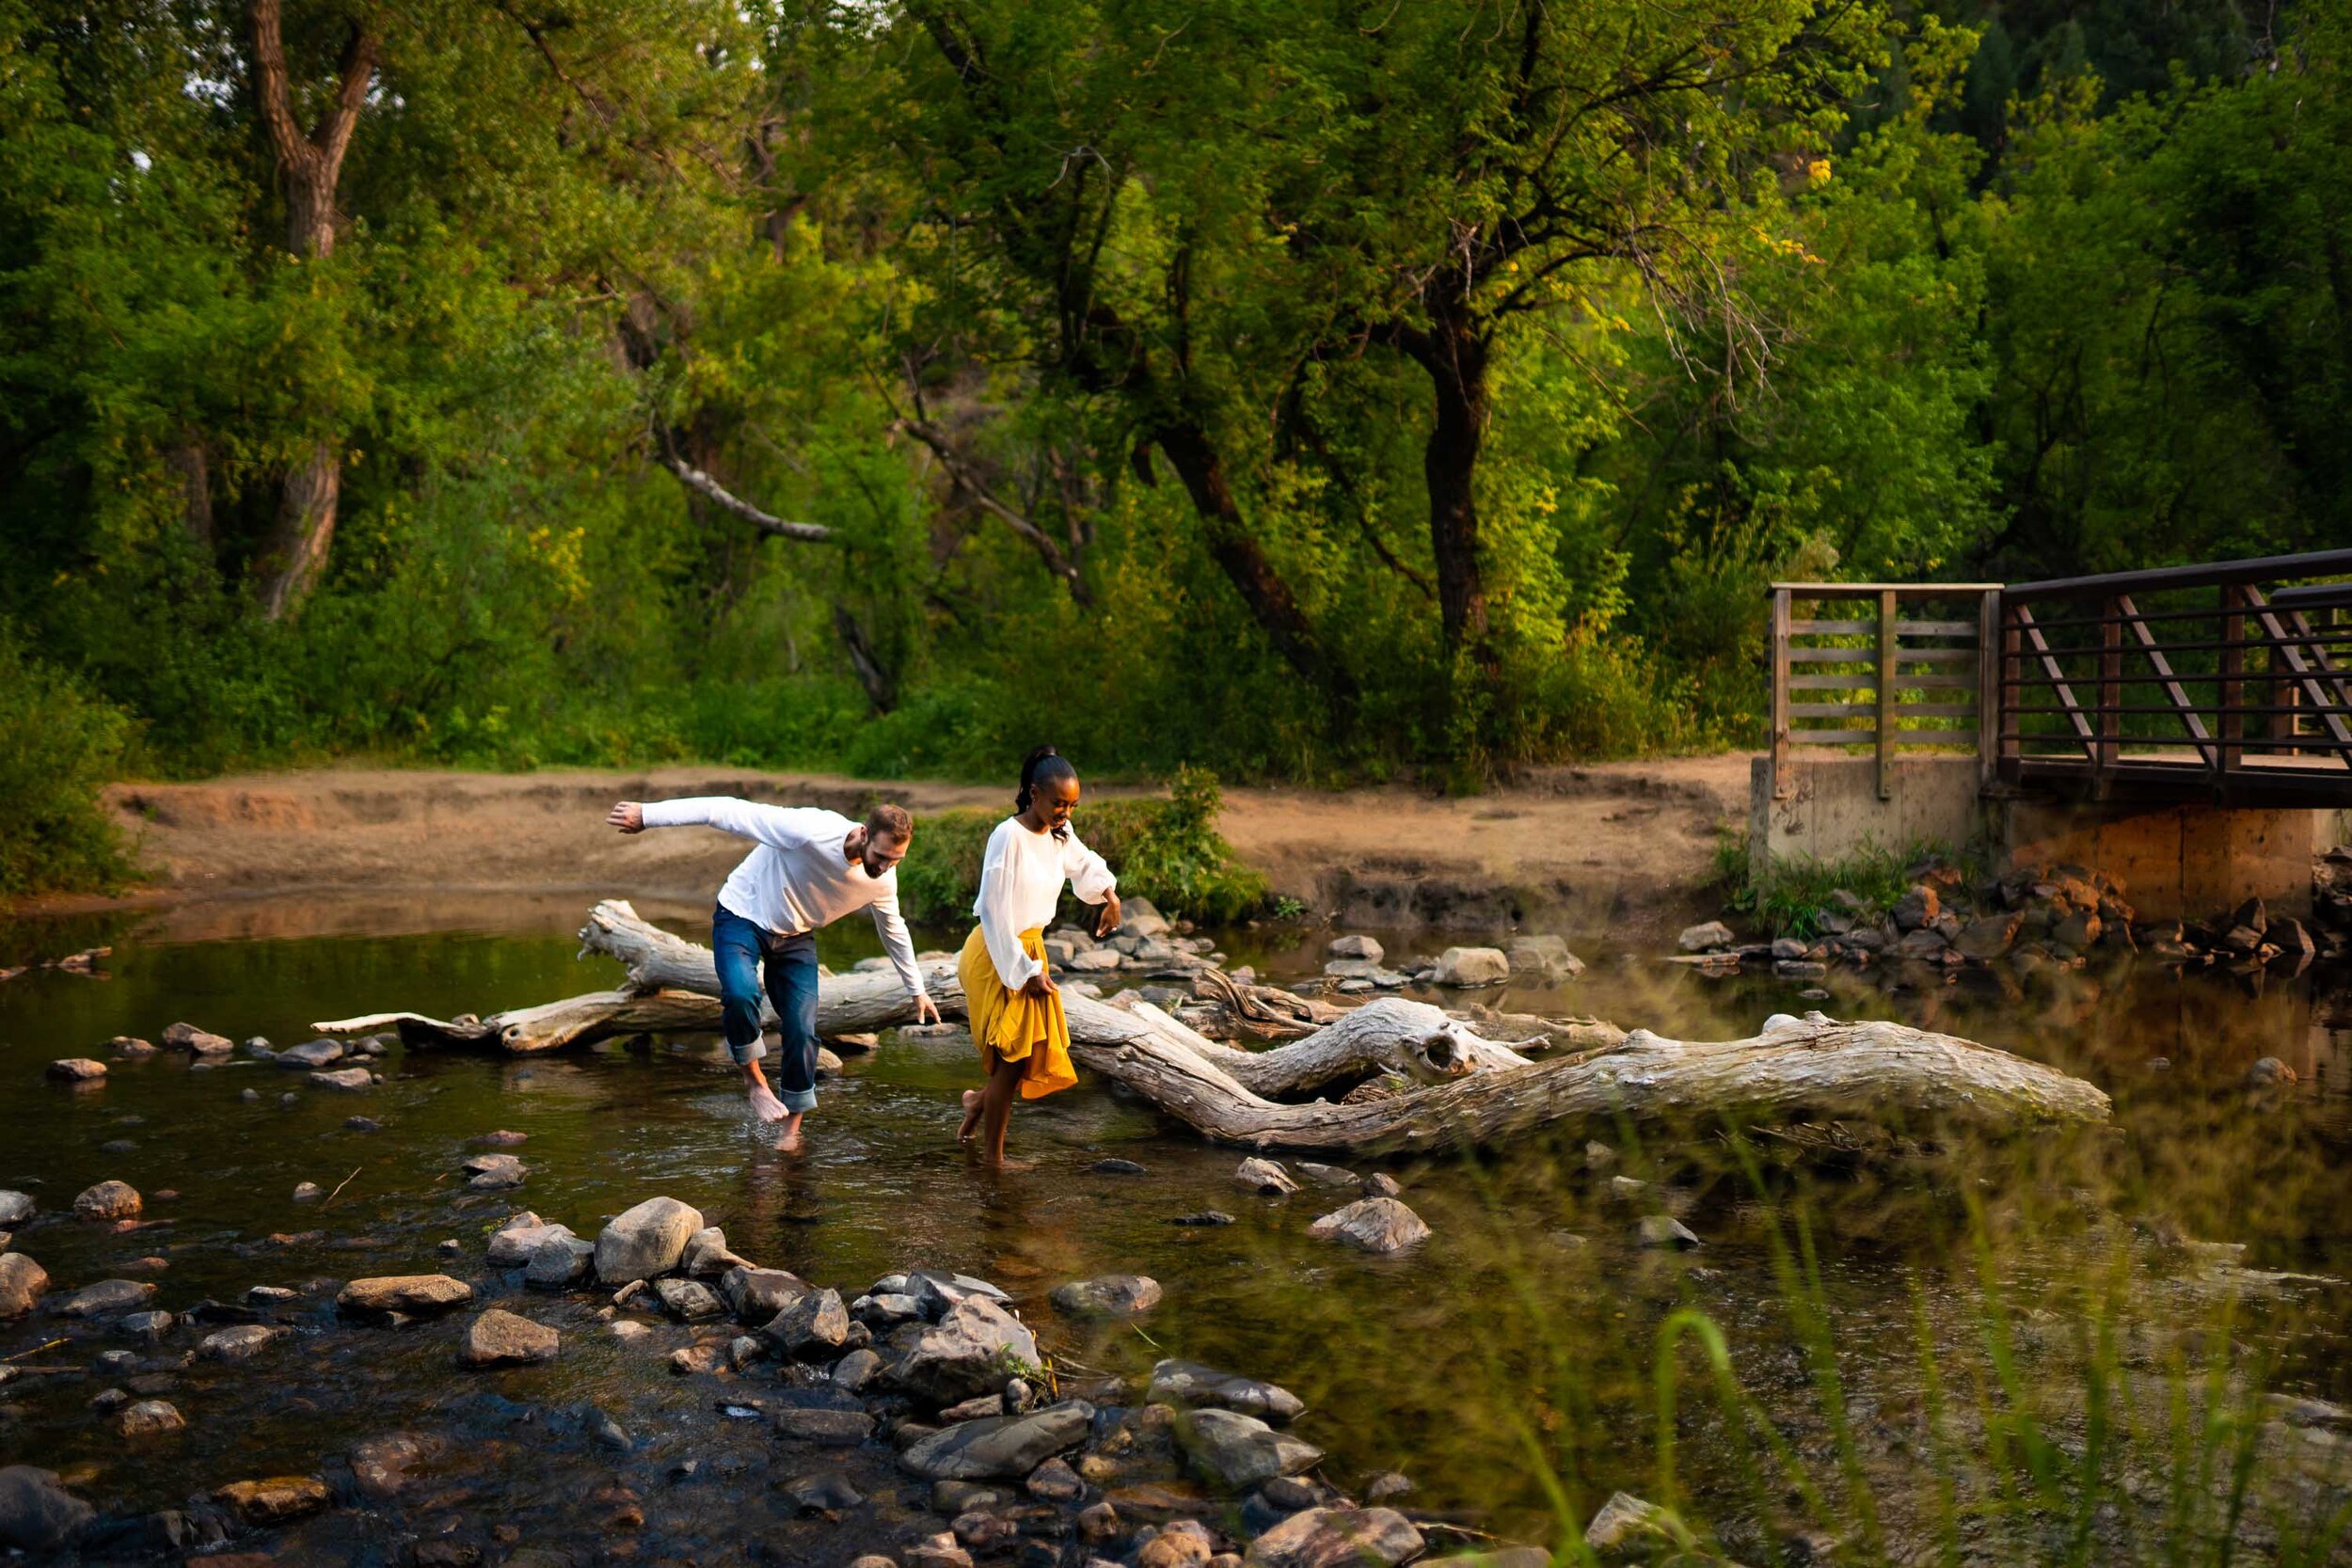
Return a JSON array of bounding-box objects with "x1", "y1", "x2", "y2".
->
[{"x1": 292, "y1": 1182, "x2": 323, "y2": 1202}]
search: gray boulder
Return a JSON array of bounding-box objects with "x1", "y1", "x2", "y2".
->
[
  {"x1": 1306, "y1": 1197, "x2": 1429, "y2": 1254},
  {"x1": 595, "y1": 1196, "x2": 704, "y2": 1282},
  {"x1": 898, "y1": 1401, "x2": 1094, "y2": 1481},
  {"x1": 722, "y1": 1265, "x2": 809, "y2": 1321},
  {"x1": 654, "y1": 1278, "x2": 728, "y2": 1322},
  {"x1": 682, "y1": 1226, "x2": 752, "y2": 1276},
  {"x1": 1637, "y1": 1214, "x2": 1701, "y2": 1249},
  {"x1": 0, "y1": 1465, "x2": 93, "y2": 1551},
  {"x1": 72, "y1": 1180, "x2": 141, "y2": 1221},
  {"x1": 338, "y1": 1275, "x2": 474, "y2": 1319},
  {"x1": 463, "y1": 1153, "x2": 526, "y2": 1189},
  {"x1": 161, "y1": 1022, "x2": 234, "y2": 1054},
  {"x1": 1677, "y1": 922, "x2": 1735, "y2": 954},
  {"x1": 485, "y1": 1216, "x2": 564, "y2": 1266},
  {"x1": 1326, "y1": 935, "x2": 1383, "y2": 962},
  {"x1": 1247, "y1": 1507, "x2": 1423, "y2": 1568},
  {"x1": 0, "y1": 1253, "x2": 48, "y2": 1319},
  {"x1": 1178, "y1": 1408, "x2": 1324, "y2": 1491},
  {"x1": 458, "y1": 1308, "x2": 558, "y2": 1368},
  {"x1": 1433, "y1": 946, "x2": 1510, "y2": 987},
  {"x1": 1049, "y1": 1275, "x2": 1162, "y2": 1320},
  {"x1": 907, "y1": 1269, "x2": 1011, "y2": 1322},
  {"x1": 1146, "y1": 1359, "x2": 1305, "y2": 1422},
  {"x1": 887, "y1": 1295, "x2": 1040, "y2": 1403},
  {"x1": 1507, "y1": 934, "x2": 1586, "y2": 982},
  {"x1": 525, "y1": 1231, "x2": 596, "y2": 1288},
  {"x1": 0, "y1": 1191, "x2": 33, "y2": 1227},
  {"x1": 774, "y1": 1407, "x2": 875, "y2": 1447},
  {"x1": 56, "y1": 1279, "x2": 156, "y2": 1318},
  {"x1": 309, "y1": 1067, "x2": 374, "y2": 1091},
  {"x1": 276, "y1": 1038, "x2": 344, "y2": 1069},
  {"x1": 200, "y1": 1324, "x2": 286, "y2": 1361},
  {"x1": 766, "y1": 1288, "x2": 850, "y2": 1357},
  {"x1": 1235, "y1": 1157, "x2": 1299, "y2": 1196}
]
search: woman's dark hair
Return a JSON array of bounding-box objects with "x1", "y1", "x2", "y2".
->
[{"x1": 1016, "y1": 745, "x2": 1079, "y2": 839}]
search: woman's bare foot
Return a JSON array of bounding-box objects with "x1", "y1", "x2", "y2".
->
[
  {"x1": 985, "y1": 1155, "x2": 1037, "y2": 1172},
  {"x1": 956, "y1": 1089, "x2": 982, "y2": 1145}
]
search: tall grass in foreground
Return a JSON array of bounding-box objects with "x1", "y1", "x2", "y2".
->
[{"x1": 1435, "y1": 1115, "x2": 2352, "y2": 1568}]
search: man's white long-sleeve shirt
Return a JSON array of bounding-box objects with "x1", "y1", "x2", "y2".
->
[
  {"x1": 640, "y1": 798, "x2": 928, "y2": 1000},
  {"x1": 974, "y1": 816, "x2": 1118, "y2": 990}
]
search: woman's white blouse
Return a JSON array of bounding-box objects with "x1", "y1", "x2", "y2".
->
[{"x1": 973, "y1": 816, "x2": 1117, "y2": 989}]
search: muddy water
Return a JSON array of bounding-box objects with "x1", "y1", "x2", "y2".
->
[{"x1": 1, "y1": 904, "x2": 2348, "y2": 1564}]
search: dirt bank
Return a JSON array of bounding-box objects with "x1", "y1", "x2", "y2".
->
[{"x1": 86, "y1": 757, "x2": 1752, "y2": 938}]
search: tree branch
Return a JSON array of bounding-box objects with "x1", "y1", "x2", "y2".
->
[{"x1": 661, "y1": 454, "x2": 834, "y2": 543}]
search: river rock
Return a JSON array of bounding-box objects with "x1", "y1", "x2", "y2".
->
[
  {"x1": 1068, "y1": 948, "x2": 1124, "y2": 973},
  {"x1": 56, "y1": 1279, "x2": 156, "y2": 1318},
  {"x1": 774, "y1": 1407, "x2": 875, "y2": 1447},
  {"x1": 783, "y1": 1470, "x2": 866, "y2": 1513},
  {"x1": 682, "y1": 1226, "x2": 751, "y2": 1276},
  {"x1": 339, "y1": 1275, "x2": 474, "y2": 1319},
  {"x1": 118, "y1": 1308, "x2": 175, "y2": 1343},
  {"x1": 276, "y1": 1038, "x2": 345, "y2": 1069},
  {"x1": 1507, "y1": 934, "x2": 1586, "y2": 981},
  {"x1": 907, "y1": 1269, "x2": 1012, "y2": 1322},
  {"x1": 1050, "y1": 1275, "x2": 1163, "y2": 1319},
  {"x1": 162, "y1": 1022, "x2": 234, "y2": 1054},
  {"x1": 1147, "y1": 1360, "x2": 1305, "y2": 1422},
  {"x1": 526, "y1": 1231, "x2": 596, "y2": 1288},
  {"x1": 116, "y1": 1399, "x2": 184, "y2": 1437},
  {"x1": 888, "y1": 1295, "x2": 1041, "y2": 1403},
  {"x1": 833, "y1": 1346, "x2": 884, "y2": 1392},
  {"x1": 0, "y1": 1191, "x2": 32, "y2": 1227},
  {"x1": 1677, "y1": 921, "x2": 1735, "y2": 953},
  {"x1": 1307, "y1": 1197, "x2": 1428, "y2": 1254},
  {"x1": 1247, "y1": 1506, "x2": 1422, "y2": 1568},
  {"x1": 1234, "y1": 1158, "x2": 1299, "y2": 1196},
  {"x1": 201, "y1": 1323, "x2": 286, "y2": 1361},
  {"x1": 1179, "y1": 1408, "x2": 1324, "y2": 1491},
  {"x1": 1120, "y1": 898, "x2": 1171, "y2": 939},
  {"x1": 1027, "y1": 1455, "x2": 1086, "y2": 1502},
  {"x1": 310, "y1": 1067, "x2": 374, "y2": 1091},
  {"x1": 72, "y1": 1180, "x2": 141, "y2": 1221},
  {"x1": 1090, "y1": 1158, "x2": 1149, "y2": 1176},
  {"x1": 898, "y1": 1400, "x2": 1095, "y2": 1480},
  {"x1": 349, "y1": 1433, "x2": 437, "y2": 1500},
  {"x1": 766, "y1": 1287, "x2": 850, "y2": 1357},
  {"x1": 47, "y1": 1057, "x2": 107, "y2": 1083},
  {"x1": 0, "y1": 1465, "x2": 94, "y2": 1551},
  {"x1": 485, "y1": 1215, "x2": 562, "y2": 1266},
  {"x1": 1327, "y1": 935, "x2": 1383, "y2": 962},
  {"x1": 459, "y1": 1308, "x2": 558, "y2": 1367},
  {"x1": 1638, "y1": 1214, "x2": 1701, "y2": 1249},
  {"x1": 1583, "y1": 1489, "x2": 1690, "y2": 1555},
  {"x1": 722, "y1": 1265, "x2": 810, "y2": 1320},
  {"x1": 215, "y1": 1475, "x2": 330, "y2": 1525},
  {"x1": 292, "y1": 1181, "x2": 323, "y2": 1202},
  {"x1": 0, "y1": 1254, "x2": 48, "y2": 1318},
  {"x1": 1433, "y1": 946, "x2": 1510, "y2": 987},
  {"x1": 655, "y1": 1278, "x2": 727, "y2": 1321},
  {"x1": 596, "y1": 1196, "x2": 704, "y2": 1282},
  {"x1": 463, "y1": 1153, "x2": 526, "y2": 1189}
]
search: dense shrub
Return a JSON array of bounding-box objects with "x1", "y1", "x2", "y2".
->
[
  {"x1": 897, "y1": 768, "x2": 1269, "y2": 927},
  {"x1": 0, "y1": 627, "x2": 142, "y2": 896}
]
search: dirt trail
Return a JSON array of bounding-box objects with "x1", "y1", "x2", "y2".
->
[{"x1": 91, "y1": 756, "x2": 1753, "y2": 938}]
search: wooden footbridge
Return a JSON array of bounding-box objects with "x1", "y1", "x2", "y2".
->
[{"x1": 1766, "y1": 548, "x2": 2352, "y2": 810}]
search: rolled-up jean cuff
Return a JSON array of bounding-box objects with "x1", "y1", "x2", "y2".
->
[
  {"x1": 728, "y1": 1036, "x2": 767, "y2": 1067},
  {"x1": 778, "y1": 1084, "x2": 818, "y2": 1114}
]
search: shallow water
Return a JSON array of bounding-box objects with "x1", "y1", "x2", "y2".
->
[{"x1": 1, "y1": 901, "x2": 2348, "y2": 1564}]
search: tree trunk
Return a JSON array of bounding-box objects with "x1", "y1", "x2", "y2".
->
[
  {"x1": 246, "y1": 0, "x2": 375, "y2": 622},
  {"x1": 164, "y1": 439, "x2": 214, "y2": 551},
  {"x1": 1403, "y1": 303, "x2": 1492, "y2": 653},
  {"x1": 314, "y1": 900, "x2": 2113, "y2": 1156}
]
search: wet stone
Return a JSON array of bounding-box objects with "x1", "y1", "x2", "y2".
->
[
  {"x1": 0, "y1": 1465, "x2": 96, "y2": 1551},
  {"x1": 47, "y1": 1057, "x2": 107, "y2": 1083},
  {"x1": 349, "y1": 1433, "x2": 435, "y2": 1500},
  {"x1": 72, "y1": 1180, "x2": 141, "y2": 1222},
  {"x1": 201, "y1": 1324, "x2": 286, "y2": 1362},
  {"x1": 723, "y1": 1265, "x2": 810, "y2": 1320},
  {"x1": 1234, "y1": 1158, "x2": 1299, "y2": 1196},
  {"x1": 292, "y1": 1182, "x2": 323, "y2": 1202},
  {"x1": 766, "y1": 1287, "x2": 850, "y2": 1357},
  {"x1": 654, "y1": 1277, "x2": 728, "y2": 1321},
  {"x1": 1177, "y1": 1408, "x2": 1323, "y2": 1491},
  {"x1": 1247, "y1": 1507, "x2": 1423, "y2": 1568},
  {"x1": 1027, "y1": 1456, "x2": 1086, "y2": 1502},
  {"x1": 885, "y1": 1295, "x2": 1040, "y2": 1403},
  {"x1": 115, "y1": 1399, "x2": 184, "y2": 1438},
  {"x1": 682, "y1": 1226, "x2": 751, "y2": 1276},
  {"x1": 774, "y1": 1407, "x2": 875, "y2": 1446},
  {"x1": 309, "y1": 1067, "x2": 374, "y2": 1091},
  {"x1": 898, "y1": 1401, "x2": 1096, "y2": 1481},
  {"x1": 1090, "y1": 1158, "x2": 1149, "y2": 1176},
  {"x1": 215, "y1": 1475, "x2": 330, "y2": 1526},
  {"x1": 595, "y1": 1196, "x2": 704, "y2": 1283},
  {"x1": 1051, "y1": 1274, "x2": 1163, "y2": 1320},
  {"x1": 782, "y1": 1470, "x2": 866, "y2": 1513},
  {"x1": 485, "y1": 1215, "x2": 564, "y2": 1267},
  {"x1": 162, "y1": 1022, "x2": 234, "y2": 1054},
  {"x1": 1295, "y1": 1163, "x2": 1356, "y2": 1187},
  {"x1": 1148, "y1": 1361, "x2": 1306, "y2": 1423},
  {"x1": 343, "y1": 1117, "x2": 380, "y2": 1132},
  {"x1": 1638, "y1": 1214, "x2": 1702, "y2": 1249},
  {"x1": 1168, "y1": 1212, "x2": 1235, "y2": 1227},
  {"x1": 275, "y1": 1038, "x2": 344, "y2": 1069},
  {"x1": 338, "y1": 1274, "x2": 473, "y2": 1319},
  {"x1": 1306, "y1": 1197, "x2": 1429, "y2": 1254},
  {"x1": 118, "y1": 1309, "x2": 175, "y2": 1343},
  {"x1": 833, "y1": 1346, "x2": 884, "y2": 1392},
  {"x1": 0, "y1": 1191, "x2": 32, "y2": 1227},
  {"x1": 0, "y1": 1254, "x2": 50, "y2": 1319},
  {"x1": 1583, "y1": 1490, "x2": 1689, "y2": 1556},
  {"x1": 56, "y1": 1279, "x2": 157, "y2": 1319},
  {"x1": 462, "y1": 1153, "x2": 526, "y2": 1190},
  {"x1": 525, "y1": 1232, "x2": 596, "y2": 1289},
  {"x1": 458, "y1": 1308, "x2": 558, "y2": 1368}
]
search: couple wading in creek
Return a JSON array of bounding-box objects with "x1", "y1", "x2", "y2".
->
[{"x1": 605, "y1": 745, "x2": 1120, "y2": 1165}]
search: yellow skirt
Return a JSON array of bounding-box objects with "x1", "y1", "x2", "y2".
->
[{"x1": 959, "y1": 925, "x2": 1077, "y2": 1100}]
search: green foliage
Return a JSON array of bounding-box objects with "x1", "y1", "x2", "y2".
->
[
  {"x1": 1718, "y1": 832, "x2": 1951, "y2": 939},
  {"x1": 0, "y1": 624, "x2": 141, "y2": 895},
  {"x1": 896, "y1": 768, "x2": 1269, "y2": 927}
]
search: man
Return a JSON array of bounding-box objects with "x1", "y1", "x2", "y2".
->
[{"x1": 607, "y1": 795, "x2": 941, "y2": 1151}]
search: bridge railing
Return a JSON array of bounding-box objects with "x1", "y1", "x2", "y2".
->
[
  {"x1": 1766, "y1": 581, "x2": 2003, "y2": 802},
  {"x1": 1995, "y1": 549, "x2": 2352, "y2": 804}
]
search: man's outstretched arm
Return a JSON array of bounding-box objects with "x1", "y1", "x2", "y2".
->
[{"x1": 608, "y1": 798, "x2": 824, "y2": 847}]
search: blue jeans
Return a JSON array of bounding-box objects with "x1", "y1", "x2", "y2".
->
[{"x1": 712, "y1": 904, "x2": 821, "y2": 1113}]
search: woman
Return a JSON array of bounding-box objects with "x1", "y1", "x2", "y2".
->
[{"x1": 957, "y1": 745, "x2": 1121, "y2": 1165}]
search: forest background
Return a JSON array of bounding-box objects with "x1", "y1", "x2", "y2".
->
[{"x1": 5, "y1": 0, "x2": 2348, "y2": 894}]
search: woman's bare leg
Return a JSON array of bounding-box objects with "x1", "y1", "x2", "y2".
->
[{"x1": 979, "y1": 1052, "x2": 1025, "y2": 1164}]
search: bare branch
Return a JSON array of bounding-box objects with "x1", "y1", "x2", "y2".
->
[{"x1": 661, "y1": 454, "x2": 834, "y2": 543}]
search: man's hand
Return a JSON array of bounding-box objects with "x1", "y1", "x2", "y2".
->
[
  {"x1": 1093, "y1": 894, "x2": 1123, "y2": 941},
  {"x1": 608, "y1": 802, "x2": 645, "y2": 834},
  {"x1": 1021, "y1": 970, "x2": 1058, "y2": 999},
  {"x1": 913, "y1": 993, "x2": 942, "y2": 1025}
]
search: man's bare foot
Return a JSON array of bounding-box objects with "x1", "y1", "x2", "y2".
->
[
  {"x1": 775, "y1": 1116, "x2": 804, "y2": 1154},
  {"x1": 956, "y1": 1089, "x2": 982, "y2": 1145},
  {"x1": 747, "y1": 1082, "x2": 787, "y2": 1122}
]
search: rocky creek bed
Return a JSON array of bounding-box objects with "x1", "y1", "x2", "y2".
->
[{"x1": 1, "y1": 911, "x2": 2350, "y2": 1566}]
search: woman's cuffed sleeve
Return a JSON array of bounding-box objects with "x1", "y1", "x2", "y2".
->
[
  {"x1": 977, "y1": 828, "x2": 1041, "y2": 990},
  {"x1": 1062, "y1": 829, "x2": 1118, "y2": 905}
]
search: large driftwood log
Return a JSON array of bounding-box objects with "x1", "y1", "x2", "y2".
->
[{"x1": 317, "y1": 900, "x2": 2113, "y2": 1152}]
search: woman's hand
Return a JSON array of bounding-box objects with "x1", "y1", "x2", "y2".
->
[
  {"x1": 1021, "y1": 970, "x2": 1058, "y2": 999},
  {"x1": 608, "y1": 802, "x2": 645, "y2": 834},
  {"x1": 1093, "y1": 894, "x2": 1122, "y2": 940}
]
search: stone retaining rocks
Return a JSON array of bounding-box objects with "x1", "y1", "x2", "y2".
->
[
  {"x1": 898, "y1": 1401, "x2": 1095, "y2": 1480},
  {"x1": 682, "y1": 1226, "x2": 751, "y2": 1276},
  {"x1": 595, "y1": 1196, "x2": 703, "y2": 1282}
]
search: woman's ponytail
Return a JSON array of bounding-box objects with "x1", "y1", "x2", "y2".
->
[{"x1": 1015, "y1": 744, "x2": 1060, "y2": 816}]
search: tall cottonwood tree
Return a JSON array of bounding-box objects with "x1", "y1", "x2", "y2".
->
[{"x1": 246, "y1": 0, "x2": 377, "y2": 620}]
